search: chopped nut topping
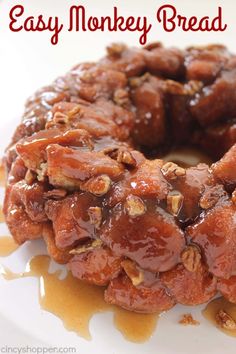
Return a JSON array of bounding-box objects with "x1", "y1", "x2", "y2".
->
[
  {"x1": 179, "y1": 313, "x2": 200, "y2": 326},
  {"x1": 53, "y1": 112, "x2": 69, "y2": 125},
  {"x1": 106, "y1": 43, "x2": 127, "y2": 57},
  {"x1": 129, "y1": 73, "x2": 150, "y2": 88},
  {"x1": 81, "y1": 175, "x2": 111, "y2": 196},
  {"x1": 121, "y1": 259, "x2": 144, "y2": 286},
  {"x1": 181, "y1": 245, "x2": 201, "y2": 272},
  {"x1": 232, "y1": 189, "x2": 236, "y2": 205},
  {"x1": 144, "y1": 41, "x2": 162, "y2": 51},
  {"x1": 164, "y1": 80, "x2": 203, "y2": 96},
  {"x1": 199, "y1": 187, "x2": 223, "y2": 210},
  {"x1": 70, "y1": 239, "x2": 103, "y2": 255},
  {"x1": 36, "y1": 163, "x2": 48, "y2": 182},
  {"x1": 67, "y1": 105, "x2": 81, "y2": 118},
  {"x1": 80, "y1": 71, "x2": 93, "y2": 83},
  {"x1": 117, "y1": 150, "x2": 136, "y2": 167},
  {"x1": 88, "y1": 206, "x2": 102, "y2": 229},
  {"x1": 113, "y1": 89, "x2": 129, "y2": 106},
  {"x1": 43, "y1": 189, "x2": 67, "y2": 200},
  {"x1": 199, "y1": 196, "x2": 217, "y2": 210},
  {"x1": 161, "y1": 162, "x2": 186, "y2": 180},
  {"x1": 216, "y1": 310, "x2": 236, "y2": 330},
  {"x1": 184, "y1": 80, "x2": 203, "y2": 95},
  {"x1": 102, "y1": 147, "x2": 119, "y2": 158},
  {"x1": 167, "y1": 191, "x2": 183, "y2": 216},
  {"x1": 45, "y1": 120, "x2": 55, "y2": 130},
  {"x1": 104, "y1": 148, "x2": 136, "y2": 168},
  {"x1": 25, "y1": 169, "x2": 36, "y2": 184},
  {"x1": 164, "y1": 80, "x2": 186, "y2": 95},
  {"x1": 125, "y1": 195, "x2": 146, "y2": 217}
]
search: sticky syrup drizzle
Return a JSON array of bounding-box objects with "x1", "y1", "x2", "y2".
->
[
  {"x1": 0, "y1": 236, "x2": 19, "y2": 257},
  {"x1": 0, "y1": 156, "x2": 158, "y2": 342},
  {"x1": 0, "y1": 206, "x2": 4, "y2": 223},
  {"x1": 203, "y1": 297, "x2": 236, "y2": 337},
  {"x1": 3, "y1": 152, "x2": 233, "y2": 342},
  {"x1": 0, "y1": 160, "x2": 5, "y2": 187},
  {"x1": 0, "y1": 254, "x2": 158, "y2": 342}
]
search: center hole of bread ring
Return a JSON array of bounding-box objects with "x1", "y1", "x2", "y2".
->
[{"x1": 161, "y1": 146, "x2": 213, "y2": 168}]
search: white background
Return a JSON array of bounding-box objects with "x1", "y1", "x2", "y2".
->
[{"x1": 0, "y1": 0, "x2": 236, "y2": 352}]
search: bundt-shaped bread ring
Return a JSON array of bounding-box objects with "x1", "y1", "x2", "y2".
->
[{"x1": 3, "y1": 42, "x2": 236, "y2": 313}]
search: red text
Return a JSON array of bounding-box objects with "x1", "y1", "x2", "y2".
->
[
  {"x1": 156, "y1": 5, "x2": 227, "y2": 32},
  {"x1": 9, "y1": 5, "x2": 63, "y2": 45}
]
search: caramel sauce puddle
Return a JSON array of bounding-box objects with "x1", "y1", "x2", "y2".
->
[
  {"x1": 203, "y1": 297, "x2": 236, "y2": 337},
  {"x1": 0, "y1": 159, "x2": 6, "y2": 222},
  {"x1": 0, "y1": 236, "x2": 19, "y2": 256},
  {"x1": 1, "y1": 152, "x2": 234, "y2": 342},
  {"x1": 0, "y1": 254, "x2": 158, "y2": 342},
  {"x1": 0, "y1": 151, "x2": 214, "y2": 341},
  {"x1": 0, "y1": 156, "x2": 157, "y2": 342},
  {"x1": 0, "y1": 206, "x2": 4, "y2": 223},
  {"x1": 0, "y1": 160, "x2": 5, "y2": 187},
  {"x1": 0, "y1": 151, "x2": 236, "y2": 341}
]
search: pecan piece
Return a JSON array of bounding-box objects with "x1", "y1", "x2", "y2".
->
[
  {"x1": 167, "y1": 191, "x2": 183, "y2": 216},
  {"x1": 124, "y1": 195, "x2": 146, "y2": 217},
  {"x1": 164, "y1": 80, "x2": 203, "y2": 96},
  {"x1": 129, "y1": 72, "x2": 150, "y2": 88},
  {"x1": 121, "y1": 259, "x2": 144, "y2": 286},
  {"x1": 144, "y1": 41, "x2": 162, "y2": 51},
  {"x1": 67, "y1": 105, "x2": 81, "y2": 118},
  {"x1": 117, "y1": 150, "x2": 136, "y2": 167},
  {"x1": 199, "y1": 195, "x2": 217, "y2": 210},
  {"x1": 164, "y1": 80, "x2": 186, "y2": 95},
  {"x1": 113, "y1": 89, "x2": 129, "y2": 107},
  {"x1": 43, "y1": 189, "x2": 67, "y2": 200},
  {"x1": 80, "y1": 71, "x2": 93, "y2": 83},
  {"x1": 199, "y1": 186, "x2": 225, "y2": 210},
  {"x1": 25, "y1": 169, "x2": 36, "y2": 184},
  {"x1": 81, "y1": 175, "x2": 111, "y2": 196},
  {"x1": 161, "y1": 162, "x2": 186, "y2": 180},
  {"x1": 184, "y1": 80, "x2": 203, "y2": 95},
  {"x1": 216, "y1": 310, "x2": 236, "y2": 330},
  {"x1": 181, "y1": 245, "x2": 201, "y2": 272},
  {"x1": 70, "y1": 239, "x2": 103, "y2": 255},
  {"x1": 53, "y1": 112, "x2": 69, "y2": 125},
  {"x1": 88, "y1": 206, "x2": 102, "y2": 229},
  {"x1": 179, "y1": 313, "x2": 200, "y2": 326},
  {"x1": 106, "y1": 43, "x2": 127, "y2": 57},
  {"x1": 36, "y1": 162, "x2": 48, "y2": 182}
]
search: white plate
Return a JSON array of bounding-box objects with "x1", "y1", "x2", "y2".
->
[{"x1": 0, "y1": 0, "x2": 236, "y2": 352}]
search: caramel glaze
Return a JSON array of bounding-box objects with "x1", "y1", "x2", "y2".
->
[
  {"x1": 0, "y1": 255, "x2": 158, "y2": 342},
  {"x1": 0, "y1": 150, "x2": 219, "y2": 342},
  {"x1": 0, "y1": 159, "x2": 6, "y2": 222},
  {"x1": 0, "y1": 160, "x2": 5, "y2": 186},
  {"x1": 0, "y1": 156, "x2": 159, "y2": 342},
  {"x1": 0, "y1": 206, "x2": 4, "y2": 223},
  {"x1": 0, "y1": 236, "x2": 19, "y2": 257},
  {"x1": 203, "y1": 297, "x2": 236, "y2": 337}
]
